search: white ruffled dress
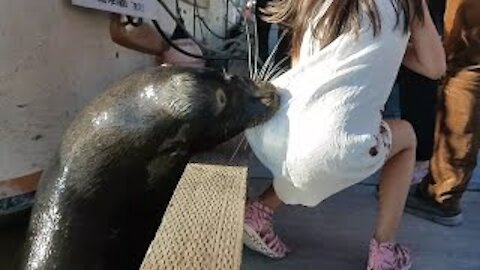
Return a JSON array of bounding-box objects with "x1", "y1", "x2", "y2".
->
[{"x1": 246, "y1": 0, "x2": 410, "y2": 206}]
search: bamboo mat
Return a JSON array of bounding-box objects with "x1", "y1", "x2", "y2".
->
[{"x1": 140, "y1": 163, "x2": 247, "y2": 270}]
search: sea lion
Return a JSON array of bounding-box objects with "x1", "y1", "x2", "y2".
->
[{"x1": 18, "y1": 65, "x2": 279, "y2": 270}]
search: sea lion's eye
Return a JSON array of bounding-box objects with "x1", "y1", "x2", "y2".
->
[{"x1": 215, "y1": 89, "x2": 227, "y2": 115}]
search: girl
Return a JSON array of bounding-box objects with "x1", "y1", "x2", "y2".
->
[{"x1": 243, "y1": 0, "x2": 446, "y2": 269}]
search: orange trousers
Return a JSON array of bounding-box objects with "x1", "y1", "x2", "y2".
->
[{"x1": 420, "y1": 0, "x2": 480, "y2": 211}]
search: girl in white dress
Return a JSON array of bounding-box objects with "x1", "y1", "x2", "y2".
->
[{"x1": 243, "y1": 0, "x2": 446, "y2": 269}]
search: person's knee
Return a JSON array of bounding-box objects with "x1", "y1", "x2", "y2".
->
[{"x1": 398, "y1": 120, "x2": 417, "y2": 150}]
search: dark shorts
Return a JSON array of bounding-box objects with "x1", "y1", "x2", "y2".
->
[{"x1": 383, "y1": 81, "x2": 401, "y2": 120}]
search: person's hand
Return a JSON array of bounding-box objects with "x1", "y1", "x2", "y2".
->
[
  {"x1": 123, "y1": 16, "x2": 143, "y2": 27},
  {"x1": 109, "y1": 13, "x2": 169, "y2": 56}
]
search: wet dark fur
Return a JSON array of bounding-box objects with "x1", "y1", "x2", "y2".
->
[{"x1": 18, "y1": 66, "x2": 279, "y2": 270}]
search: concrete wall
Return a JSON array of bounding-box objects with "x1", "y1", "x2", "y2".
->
[
  {"x1": 0, "y1": 0, "x2": 243, "y2": 184},
  {"x1": 0, "y1": 0, "x2": 158, "y2": 181}
]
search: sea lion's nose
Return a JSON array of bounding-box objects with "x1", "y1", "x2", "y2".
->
[{"x1": 259, "y1": 91, "x2": 279, "y2": 108}]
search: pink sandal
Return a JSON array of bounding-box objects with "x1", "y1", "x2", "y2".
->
[
  {"x1": 367, "y1": 238, "x2": 412, "y2": 270},
  {"x1": 243, "y1": 201, "x2": 290, "y2": 259}
]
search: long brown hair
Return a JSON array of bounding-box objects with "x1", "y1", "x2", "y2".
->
[{"x1": 261, "y1": 0, "x2": 424, "y2": 60}]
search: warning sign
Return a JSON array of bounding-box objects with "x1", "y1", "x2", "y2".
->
[{"x1": 72, "y1": 0, "x2": 160, "y2": 19}]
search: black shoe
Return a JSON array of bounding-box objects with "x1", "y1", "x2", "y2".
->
[{"x1": 405, "y1": 185, "x2": 463, "y2": 227}]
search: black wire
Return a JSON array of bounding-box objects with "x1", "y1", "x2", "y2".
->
[
  {"x1": 195, "y1": 10, "x2": 230, "y2": 39},
  {"x1": 157, "y1": 0, "x2": 183, "y2": 26},
  {"x1": 155, "y1": 0, "x2": 246, "y2": 60},
  {"x1": 156, "y1": 0, "x2": 203, "y2": 49},
  {"x1": 179, "y1": 0, "x2": 241, "y2": 40},
  {"x1": 193, "y1": 0, "x2": 196, "y2": 38},
  {"x1": 198, "y1": 9, "x2": 206, "y2": 41},
  {"x1": 151, "y1": 20, "x2": 246, "y2": 61},
  {"x1": 175, "y1": 0, "x2": 182, "y2": 18},
  {"x1": 224, "y1": 0, "x2": 229, "y2": 38}
]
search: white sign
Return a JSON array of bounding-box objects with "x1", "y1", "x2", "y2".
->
[{"x1": 72, "y1": 0, "x2": 160, "y2": 19}]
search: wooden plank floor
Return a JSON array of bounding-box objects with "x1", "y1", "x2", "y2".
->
[
  {"x1": 243, "y1": 179, "x2": 480, "y2": 270},
  {"x1": 1, "y1": 156, "x2": 479, "y2": 270}
]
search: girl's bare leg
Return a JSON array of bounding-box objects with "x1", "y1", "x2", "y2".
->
[
  {"x1": 258, "y1": 185, "x2": 283, "y2": 210},
  {"x1": 375, "y1": 119, "x2": 416, "y2": 242}
]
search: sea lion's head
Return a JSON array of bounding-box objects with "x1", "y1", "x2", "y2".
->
[{"x1": 157, "y1": 67, "x2": 280, "y2": 152}]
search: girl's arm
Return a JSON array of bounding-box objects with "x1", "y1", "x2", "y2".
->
[
  {"x1": 402, "y1": 0, "x2": 446, "y2": 79},
  {"x1": 109, "y1": 14, "x2": 169, "y2": 56}
]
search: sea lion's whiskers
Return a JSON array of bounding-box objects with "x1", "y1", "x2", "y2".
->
[
  {"x1": 255, "y1": 58, "x2": 266, "y2": 82},
  {"x1": 264, "y1": 55, "x2": 289, "y2": 81},
  {"x1": 253, "y1": 15, "x2": 260, "y2": 81},
  {"x1": 258, "y1": 55, "x2": 275, "y2": 82},
  {"x1": 244, "y1": 17, "x2": 254, "y2": 80},
  {"x1": 229, "y1": 135, "x2": 246, "y2": 163},
  {"x1": 268, "y1": 67, "x2": 287, "y2": 82},
  {"x1": 259, "y1": 30, "x2": 288, "y2": 81}
]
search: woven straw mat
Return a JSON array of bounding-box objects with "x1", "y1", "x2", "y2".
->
[{"x1": 140, "y1": 163, "x2": 247, "y2": 270}]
